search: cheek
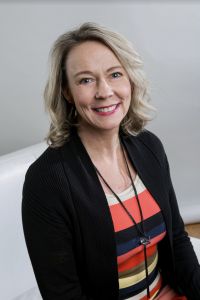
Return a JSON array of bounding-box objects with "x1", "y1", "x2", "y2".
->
[
  {"x1": 71, "y1": 87, "x2": 93, "y2": 107},
  {"x1": 70, "y1": 92, "x2": 87, "y2": 107},
  {"x1": 121, "y1": 82, "x2": 132, "y2": 100},
  {"x1": 119, "y1": 77, "x2": 131, "y2": 93},
  {"x1": 73, "y1": 96, "x2": 92, "y2": 113}
]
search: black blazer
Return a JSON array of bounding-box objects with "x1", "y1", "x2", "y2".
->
[{"x1": 22, "y1": 129, "x2": 200, "y2": 300}]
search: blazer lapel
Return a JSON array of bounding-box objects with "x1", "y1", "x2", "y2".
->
[
  {"x1": 60, "y1": 132, "x2": 119, "y2": 296},
  {"x1": 121, "y1": 134, "x2": 172, "y2": 236}
]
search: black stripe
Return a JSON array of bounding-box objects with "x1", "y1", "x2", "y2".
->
[
  {"x1": 116, "y1": 211, "x2": 164, "y2": 244},
  {"x1": 119, "y1": 268, "x2": 158, "y2": 299}
]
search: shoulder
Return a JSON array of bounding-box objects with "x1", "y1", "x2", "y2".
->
[
  {"x1": 127, "y1": 129, "x2": 165, "y2": 152},
  {"x1": 22, "y1": 143, "x2": 75, "y2": 215},
  {"x1": 136, "y1": 129, "x2": 165, "y2": 152},
  {"x1": 124, "y1": 129, "x2": 167, "y2": 167},
  {"x1": 23, "y1": 145, "x2": 64, "y2": 192}
]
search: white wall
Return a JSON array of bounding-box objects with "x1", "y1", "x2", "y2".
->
[{"x1": 0, "y1": 1, "x2": 200, "y2": 209}]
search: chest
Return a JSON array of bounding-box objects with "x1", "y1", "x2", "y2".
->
[{"x1": 94, "y1": 156, "x2": 137, "y2": 195}]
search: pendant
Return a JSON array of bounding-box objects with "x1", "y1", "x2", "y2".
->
[{"x1": 140, "y1": 236, "x2": 151, "y2": 246}]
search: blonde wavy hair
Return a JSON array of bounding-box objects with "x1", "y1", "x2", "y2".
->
[{"x1": 44, "y1": 22, "x2": 155, "y2": 148}]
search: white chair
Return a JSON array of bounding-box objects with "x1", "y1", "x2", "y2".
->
[
  {"x1": 191, "y1": 237, "x2": 200, "y2": 263},
  {"x1": 0, "y1": 143, "x2": 199, "y2": 300},
  {"x1": 0, "y1": 143, "x2": 47, "y2": 300}
]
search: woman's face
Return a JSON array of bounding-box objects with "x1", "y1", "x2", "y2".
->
[{"x1": 64, "y1": 40, "x2": 132, "y2": 135}]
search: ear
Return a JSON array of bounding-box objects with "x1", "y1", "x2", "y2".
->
[{"x1": 62, "y1": 87, "x2": 74, "y2": 104}]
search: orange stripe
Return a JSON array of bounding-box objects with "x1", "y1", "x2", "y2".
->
[
  {"x1": 110, "y1": 189, "x2": 161, "y2": 232},
  {"x1": 140, "y1": 275, "x2": 163, "y2": 300},
  {"x1": 118, "y1": 245, "x2": 157, "y2": 272},
  {"x1": 117, "y1": 232, "x2": 166, "y2": 264}
]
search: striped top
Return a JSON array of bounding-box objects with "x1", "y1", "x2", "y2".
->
[{"x1": 105, "y1": 174, "x2": 166, "y2": 300}]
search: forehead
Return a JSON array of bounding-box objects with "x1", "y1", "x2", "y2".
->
[{"x1": 65, "y1": 40, "x2": 121, "y2": 73}]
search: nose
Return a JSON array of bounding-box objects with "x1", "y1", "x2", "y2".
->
[{"x1": 95, "y1": 79, "x2": 114, "y2": 99}]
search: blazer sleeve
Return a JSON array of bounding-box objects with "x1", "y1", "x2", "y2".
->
[
  {"x1": 164, "y1": 152, "x2": 200, "y2": 299},
  {"x1": 22, "y1": 164, "x2": 93, "y2": 300}
]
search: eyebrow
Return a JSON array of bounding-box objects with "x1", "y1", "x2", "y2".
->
[{"x1": 73, "y1": 65, "x2": 123, "y2": 78}]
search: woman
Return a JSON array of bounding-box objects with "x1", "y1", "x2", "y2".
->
[{"x1": 22, "y1": 22, "x2": 200, "y2": 300}]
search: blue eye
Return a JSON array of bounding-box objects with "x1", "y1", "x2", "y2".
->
[
  {"x1": 112, "y1": 72, "x2": 122, "y2": 78},
  {"x1": 79, "y1": 78, "x2": 93, "y2": 84}
]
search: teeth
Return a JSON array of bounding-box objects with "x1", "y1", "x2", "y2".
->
[{"x1": 95, "y1": 105, "x2": 117, "y2": 112}]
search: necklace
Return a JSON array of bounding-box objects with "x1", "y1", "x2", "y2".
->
[
  {"x1": 93, "y1": 142, "x2": 151, "y2": 298},
  {"x1": 94, "y1": 144, "x2": 150, "y2": 246}
]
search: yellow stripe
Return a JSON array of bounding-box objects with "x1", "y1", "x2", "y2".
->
[
  {"x1": 119, "y1": 252, "x2": 158, "y2": 289},
  {"x1": 119, "y1": 251, "x2": 157, "y2": 278},
  {"x1": 123, "y1": 272, "x2": 161, "y2": 300}
]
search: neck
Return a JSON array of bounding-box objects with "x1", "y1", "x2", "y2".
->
[{"x1": 77, "y1": 126, "x2": 121, "y2": 162}]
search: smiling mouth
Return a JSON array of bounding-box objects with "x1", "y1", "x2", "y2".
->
[{"x1": 93, "y1": 104, "x2": 118, "y2": 113}]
